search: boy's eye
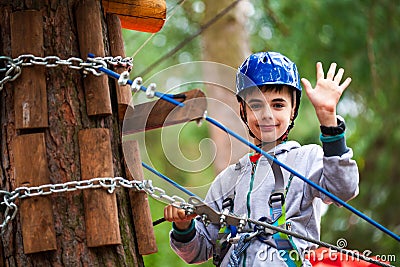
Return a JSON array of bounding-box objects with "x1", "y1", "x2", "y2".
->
[
  {"x1": 273, "y1": 103, "x2": 284, "y2": 108},
  {"x1": 249, "y1": 103, "x2": 262, "y2": 109}
]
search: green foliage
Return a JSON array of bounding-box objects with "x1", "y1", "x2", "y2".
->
[
  {"x1": 123, "y1": 1, "x2": 203, "y2": 80},
  {"x1": 123, "y1": 0, "x2": 400, "y2": 265}
]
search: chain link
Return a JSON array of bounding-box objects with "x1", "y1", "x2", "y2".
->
[
  {"x1": 0, "y1": 54, "x2": 133, "y2": 90},
  {"x1": 0, "y1": 176, "x2": 191, "y2": 235}
]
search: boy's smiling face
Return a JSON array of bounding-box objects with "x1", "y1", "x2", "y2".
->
[{"x1": 243, "y1": 85, "x2": 295, "y2": 145}]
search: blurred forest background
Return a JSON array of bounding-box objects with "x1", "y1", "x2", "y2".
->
[{"x1": 122, "y1": 0, "x2": 399, "y2": 266}]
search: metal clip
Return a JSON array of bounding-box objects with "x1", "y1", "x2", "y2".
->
[
  {"x1": 201, "y1": 214, "x2": 210, "y2": 226},
  {"x1": 237, "y1": 215, "x2": 247, "y2": 233},
  {"x1": 182, "y1": 203, "x2": 195, "y2": 215},
  {"x1": 228, "y1": 231, "x2": 259, "y2": 244},
  {"x1": 220, "y1": 208, "x2": 229, "y2": 228},
  {"x1": 131, "y1": 77, "x2": 143, "y2": 93},
  {"x1": 196, "y1": 110, "x2": 207, "y2": 127},
  {"x1": 146, "y1": 83, "x2": 156, "y2": 98},
  {"x1": 286, "y1": 221, "x2": 292, "y2": 231},
  {"x1": 118, "y1": 70, "x2": 130, "y2": 86},
  {"x1": 227, "y1": 233, "x2": 240, "y2": 244}
]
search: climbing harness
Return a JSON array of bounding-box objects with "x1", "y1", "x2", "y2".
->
[{"x1": 219, "y1": 152, "x2": 303, "y2": 267}]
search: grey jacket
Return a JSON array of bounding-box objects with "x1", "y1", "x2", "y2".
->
[{"x1": 170, "y1": 140, "x2": 359, "y2": 266}]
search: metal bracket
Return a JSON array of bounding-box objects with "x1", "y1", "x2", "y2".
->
[{"x1": 187, "y1": 196, "x2": 243, "y2": 228}]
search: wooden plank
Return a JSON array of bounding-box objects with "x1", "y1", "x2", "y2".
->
[
  {"x1": 106, "y1": 14, "x2": 133, "y2": 121},
  {"x1": 11, "y1": 10, "x2": 48, "y2": 129},
  {"x1": 102, "y1": 0, "x2": 166, "y2": 33},
  {"x1": 78, "y1": 128, "x2": 121, "y2": 247},
  {"x1": 13, "y1": 133, "x2": 56, "y2": 254},
  {"x1": 76, "y1": 0, "x2": 112, "y2": 116},
  {"x1": 122, "y1": 89, "x2": 207, "y2": 135},
  {"x1": 123, "y1": 140, "x2": 157, "y2": 255}
]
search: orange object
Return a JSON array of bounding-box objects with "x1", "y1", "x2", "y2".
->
[
  {"x1": 102, "y1": 0, "x2": 166, "y2": 33},
  {"x1": 307, "y1": 247, "x2": 390, "y2": 267}
]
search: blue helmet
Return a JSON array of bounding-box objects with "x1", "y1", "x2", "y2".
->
[
  {"x1": 236, "y1": 51, "x2": 301, "y2": 93},
  {"x1": 236, "y1": 52, "x2": 302, "y2": 140}
]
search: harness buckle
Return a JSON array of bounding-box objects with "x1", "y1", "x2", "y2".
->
[{"x1": 268, "y1": 190, "x2": 285, "y2": 206}]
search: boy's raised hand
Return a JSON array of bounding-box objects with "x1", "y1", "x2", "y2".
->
[{"x1": 301, "y1": 62, "x2": 351, "y2": 126}]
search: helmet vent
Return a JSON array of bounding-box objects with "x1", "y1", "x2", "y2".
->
[
  {"x1": 261, "y1": 56, "x2": 268, "y2": 63},
  {"x1": 265, "y1": 52, "x2": 275, "y2": 68}
]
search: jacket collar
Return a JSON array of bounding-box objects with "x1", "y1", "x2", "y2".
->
[{"x1": 238, "y1": 141, "x2": 301, "y2": 167}]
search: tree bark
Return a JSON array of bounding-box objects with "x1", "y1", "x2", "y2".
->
[
  {"x1": 201, "y1": 0, "x2": 251, "y2": 174},
  {"x1": 0, "y1": 1, "x2": 143, "y2": 266}
]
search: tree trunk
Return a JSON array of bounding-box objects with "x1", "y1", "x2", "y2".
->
[
  {"x1": 0, "y1": 1, "x2": 144, "y2": 266},
  {"x1": 201, "y1": 0, "x2": 251, "y2": 174}
]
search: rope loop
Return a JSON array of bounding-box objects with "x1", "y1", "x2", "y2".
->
[{"x1": 228, "y1": 234, "x2": 251, "y2": 267}]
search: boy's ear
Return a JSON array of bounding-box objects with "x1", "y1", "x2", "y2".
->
[
  {"x1": 239, "y1": 102, "x2": 247, "y2": 122},
  {"x1": 291, "y1": 90, "x2": 297, "y2": 120}
]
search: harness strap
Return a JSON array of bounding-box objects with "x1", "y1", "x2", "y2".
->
[
  {"x1": 268, "y1": 153, "x2": 303, "y2": 266},
  {"x1": 213, "y1": 194, "x2": 236, "y2": 266}
]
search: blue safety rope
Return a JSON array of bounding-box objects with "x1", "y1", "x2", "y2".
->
[
  {"x1": 142, "y1": 162, "x2": 196, "y2": 197},
  {"x1": 142, "y1": 162, "x2": 200, "y2": 226},
  {"x1": 204, "y1": 116, "x2": 400, "y2": 242},
  {"x1": 228, "y1": 234, "x2": 251, "y2": 267},
  {"x1": 87, "y1": 54, "x2": 184, "y2": 107}
]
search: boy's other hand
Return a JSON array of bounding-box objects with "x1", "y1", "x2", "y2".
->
[{"x1": 164, "y1": 204, "x2": 197, "y2": 231}]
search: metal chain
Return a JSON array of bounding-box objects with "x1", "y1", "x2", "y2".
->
[
  {"x1": 0, "y1": 55, "x2": 133, "y2": 90},
  {"x1": 0, "y1": 176, "x2": 192, "y2": 234}
]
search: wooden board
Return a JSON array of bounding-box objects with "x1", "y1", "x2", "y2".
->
[
  {"x1": 76, "y1": 0, "x2": 112, "y2": 116},
  {"x1": 13, "y1": 133, "x2": 56, "y2": 254},
  {"x1": 11, "y1": 10, "x2": 48, "y2": 129},
  {"x1": 106, "y1": 14, "x2": 133, "y2": 121},
  {"x1": 78, "y1": 128, "x2": 121, "y2": 247},
  {"x1": 103, "y1": 0, "x2": 166, "y2": 33},
  {"x1": 123, "y1": 140, "x2": 157, "y2": 255},
  {"x1": 123, "y1": 89, "x2": 207, "y2": 135}
]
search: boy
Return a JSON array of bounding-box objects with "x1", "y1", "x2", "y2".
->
[{"x1": 164, "y1": 52, "x2": 359, "y2": 266}]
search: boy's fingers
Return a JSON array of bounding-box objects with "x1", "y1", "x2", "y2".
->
[
  {"x1": 164, "y1": 204, "x2": 195, "y2": 222},
  {"x1": 326, "y1": 62, "x2": 337, "y2": 80},
  {"x1": 177, "y1": 209, "x2": 188, "y2": 221},
  {"x1": 316, "y1": 62, "x2": 324, "y2": 81},
  {"x1": 301, "y1": 78, "x2": 313, "y2": 94},
  {"x1": 164, "y1": 205, "x2": 179, "y2": 221},
  {"x1": 334, "y1": 68, "x2": 344, "y2": 83},
  {"x1": 164, "y1": 205, "x2": 172, "y2": 221},
  {"x1": 339, "y1": 77, "x2": 352, "y2": 91}
]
